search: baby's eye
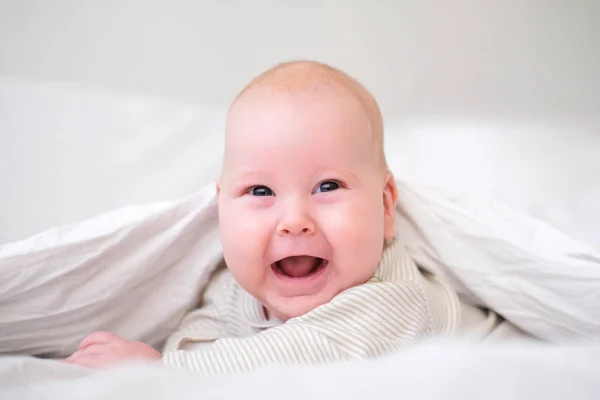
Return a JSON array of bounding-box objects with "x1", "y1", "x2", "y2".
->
[
  {"x1": 250, "y1": 186, "x2": 274, "y2": 196},
  {"x1": 315, "y1": 181, "x2": 340, "y2": 193}
]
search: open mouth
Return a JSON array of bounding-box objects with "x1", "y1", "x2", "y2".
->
[{"x1": 272, "y1": 256, "x2": 328, "y2": 279}]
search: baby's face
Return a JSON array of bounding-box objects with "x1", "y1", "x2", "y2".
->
[{"x1": 218, "y1": 89, "x2": 396, "y2": 321}]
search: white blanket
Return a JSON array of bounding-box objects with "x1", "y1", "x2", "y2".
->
[
  {"x1": 1, "y1": 180, "x2": 599, "y2": 361},
  {"x1": 1, "y1": 180, "x2": 599, "y2": 396},
  {"x1": 1, "y1": 340, "x2": 599, "y2": 400}
]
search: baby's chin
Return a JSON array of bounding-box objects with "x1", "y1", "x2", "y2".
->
[{"x1": 265, "y1": 292, "x2": 338, "y2": 321}]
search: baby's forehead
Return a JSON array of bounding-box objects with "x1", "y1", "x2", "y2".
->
[
  {"x1": 223, "y1": 96, "x2": 379, "y2": 176},
  {"x1": 227, "y1": 87, "x2": 372, "y2": 144},
  {"x1": 223, "y1": 63, "x2": 387, "y2": 172}
]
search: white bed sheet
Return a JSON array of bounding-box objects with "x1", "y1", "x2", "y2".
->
[{"x1": 1, "y1": 340, "x2": 599, "y2": 400}]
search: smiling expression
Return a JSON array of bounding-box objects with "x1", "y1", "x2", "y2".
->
[{"x1": 217, "y1": 79, "x2": 397, "y2": 321}]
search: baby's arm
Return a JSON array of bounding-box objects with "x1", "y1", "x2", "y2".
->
[
  {"x1": 162, "y1": 265, "x2": 232, "y2": 353},
  {"x1": 64, "y1": 331, "x2": 162, "y2": 368},
  {"x1": 162, "y1": 298, "x2": 228, "y2": 353}
]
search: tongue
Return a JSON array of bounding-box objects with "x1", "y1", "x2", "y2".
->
[{"x1": 277, "y1": 256, "x2": 320, "y2": 278}]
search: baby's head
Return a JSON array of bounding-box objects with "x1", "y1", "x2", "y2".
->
[{"x1": 217, "y1": 61, "x2": 397, "y2": 321}]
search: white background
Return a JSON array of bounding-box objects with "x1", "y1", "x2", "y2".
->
[
  {"x1": 0, "y1": 0, "x2": 599, "y2": 247},
  {"x1": 2, "y1": 1, "x2": 598, "y2": 120}
]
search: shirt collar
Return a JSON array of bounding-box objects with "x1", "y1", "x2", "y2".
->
[
  {"x1": 372, "y1": 238, "x2": 415, "y2": 282},
  {"x1": 240, "y1": 290, "x2": 282, "y2": 330}
]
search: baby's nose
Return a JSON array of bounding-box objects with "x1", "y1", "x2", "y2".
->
[{"x1": 277, "y1": 215, "x2": 316, "y2": 237}]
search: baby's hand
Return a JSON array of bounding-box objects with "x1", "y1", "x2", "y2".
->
[{"x1": 64, "y1": 331, "x2": 162, "y2": 369}]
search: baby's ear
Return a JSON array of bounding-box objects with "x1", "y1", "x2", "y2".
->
[{"x1": 382, "y1": 172, "x2": 398, "y2": 240}]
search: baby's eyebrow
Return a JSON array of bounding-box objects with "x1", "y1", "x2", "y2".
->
[
  {"x1": 226, "y1": 171, "x2": 268, "y2": 189},
  {"x1": 314, "y1": 168, "x2": 361, "y2": 183}
]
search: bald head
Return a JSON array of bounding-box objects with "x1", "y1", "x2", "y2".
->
[{"x1": 229, "y1": 61, "x2": 387, "y2": 170}]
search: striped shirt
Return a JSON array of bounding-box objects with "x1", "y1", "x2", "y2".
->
[{"x1": 161, "y1": 239, "x2": 461, "y2": 374}]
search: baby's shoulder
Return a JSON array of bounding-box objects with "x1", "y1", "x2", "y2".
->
[
  {"x1": 203, "y1": 263, "x2": 249, "y2": 317},
  {"x1": 372, "y1": 240, "x2": 423, "y2": 284},
  {"x1": 204, "y1": 263, "x2": 241, "y2": 301}
]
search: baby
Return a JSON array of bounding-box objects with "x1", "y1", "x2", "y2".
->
[{"x1": 65, "y1": 61, "x2": 462, "y2": 373}]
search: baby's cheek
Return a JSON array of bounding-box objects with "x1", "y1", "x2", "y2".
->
[
  {"x1": 322, "y1": 200, "x2": 384, "y2": 270},
  {"x1": 323, "y1": 199, "x2": 382, "y2": 240},
  {"x1": 232, "y1": 206, "x2": 272, "y2": 241},
  {"x1": 220, "y1": 204, "x2": 271, "y2": 280}
]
